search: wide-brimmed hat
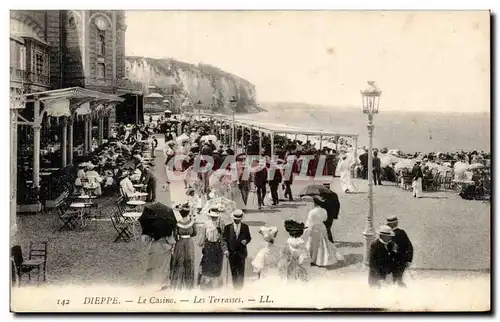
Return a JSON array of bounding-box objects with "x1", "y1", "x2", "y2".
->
[
  {"x1": 259, "y1": 226, "x2": 278, "y2": 242},
  {"x1": 379, "y1": 225, "x2": 395, "y2": 237},
  {"x1": 231, "y1": 209, "x2": 244, "y2": 220},
  {"x1": 86, "y1": 163, "x2": 96, "y2": 170},
  {"x1": 386, "y1": 216, "x2": 398, "y2": 225},
  {"x1": 207, "y1": 205, "x2": 223, "y2": 217},
  {"x1": 179, "y1": 205, "x2": 191, "y2": 218},
  {"x1": 185, "y1": 188, "x2": 195, "y2": 196},
  {"x1": 78, "y1": 162, "x2": 88, "y2": 168}
]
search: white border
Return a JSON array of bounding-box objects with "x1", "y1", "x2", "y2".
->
[{"x1": 2, "y1": 1, "x2": 497, "y2": 321}]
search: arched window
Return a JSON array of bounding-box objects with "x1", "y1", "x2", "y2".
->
[
  {"x1": 97, "y1": 34, "x2": 105, "y2": 56},
  {"x1": 96, "y1": 63, "x2": 105, "y2": 79}
]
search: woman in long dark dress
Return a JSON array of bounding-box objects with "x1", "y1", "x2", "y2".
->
[{"x1": 170, "y1": 206, "x2": 197, "y2": 290}]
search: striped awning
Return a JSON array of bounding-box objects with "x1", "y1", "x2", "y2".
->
[{"x1": 24, "y1": 87, "x2": 125, "y2": 102}]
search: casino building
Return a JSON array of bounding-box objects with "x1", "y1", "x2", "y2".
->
[{"x1": 9, "y1": 10, "x2": 142, "y2": 237}]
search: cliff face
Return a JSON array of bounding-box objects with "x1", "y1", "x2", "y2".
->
[{"x1": 125, "y1": 56, "x2": 259, "y2": 113}]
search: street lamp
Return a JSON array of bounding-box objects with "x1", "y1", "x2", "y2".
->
[
  {"x1": 360, "y1": 81, "x2": 382, "y2": 267},
  {"x1": 230, "y1": 96, "x2": 238, "y2": 153}
]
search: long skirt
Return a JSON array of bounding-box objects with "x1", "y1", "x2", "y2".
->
[
  {"x1": 413, "y1": 178, "x2": 423, "y2": 198},
  {"x1": 304, "y1": 225, "x2": 344, "y2": 267},
  {"x1": 170, "y1": 238, "x2": 195, "y2": 290},
  {"x1": 144, "y1": 240, "x2": 173, "y2": 289},
  {"x1": 199, "y1": 241, "x2": 224, "y2": 289}
]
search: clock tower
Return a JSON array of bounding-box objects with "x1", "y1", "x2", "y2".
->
[{"x1": 62, "y1": 10, "x2": 127, "y2": 94}]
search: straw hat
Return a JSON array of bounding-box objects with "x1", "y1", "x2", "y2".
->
[
  {"x1": 231, "y1": 209, "x2": 244, "y2": 220},
  {"x1": 379, "y1": 225, "x2": 395, "y2": 237},
  {"x1": 386, "y1": 216, "x2": 398, "y2": 225},
  {"x1": 86, "y1": 163, "x2": 96, "y2": 170}
]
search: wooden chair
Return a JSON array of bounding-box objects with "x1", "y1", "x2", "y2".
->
[
  {"x1": 11, "y1": 242, "x2": 48, "y2": 285},
  {"x1": 443, "y1": 171, "x2": 454, "y2": 190},
  {"x1": 402, "y1": 169, "x2": 414, "y2": 190}
]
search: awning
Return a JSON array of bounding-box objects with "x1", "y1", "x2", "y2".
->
[{"x1": 23, "y1": 87, "x2": 125, "y2": 117}]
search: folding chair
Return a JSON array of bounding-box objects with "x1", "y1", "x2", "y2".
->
[
  {"x1": 110, "y1": 209, "x2": 133, "y2": 242},
  {"x1": 56, "y1": 199, "x2": 79, "y2": 231}
]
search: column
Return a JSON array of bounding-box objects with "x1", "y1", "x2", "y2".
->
[
  {"x1": 84, "y1": 116, "x2": 89, "y2": 155},
  {"x1": 68, "y1": 117, "x2": 74, "y2": 165},
  {"x1": 270, "y1": 132, "x2": 274, "y2": 159},
  {"x1": 108, "y1": 115, "x2": 112, "y2": 138},
  {"x1": 98, "y1": 117, "x2": 104, "y2": 146},
  {"x1": 354, "y1": 136, "x2": 359, "y2": 161},
  {"x1": 319, "y1": 135, "x2": 323, "y2": 150},
  {"x1": 10, "y1": 109, "x2": 18, "y2": 239},
  {"x1": 61, "y1": 116, "x2": 67, "y2": 167},
  {"x1": 88, "y1": 117, "x2": 93, "y2": 152},
  {"x1": 33, "y1": 98, "x2": 41, "y2": 188},
  {"x1": 258, "y1": 130, "x2": 262, "y2": 156}
]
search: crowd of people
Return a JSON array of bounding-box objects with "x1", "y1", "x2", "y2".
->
[{"x1": 137, "y1": 114, "x2": 420, "y2": 291}]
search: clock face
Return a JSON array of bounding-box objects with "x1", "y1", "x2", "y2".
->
[{"x1": 95, "y1": 17, "x2": 107, "y2": 31}]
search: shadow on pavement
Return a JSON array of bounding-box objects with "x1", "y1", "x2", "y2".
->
[
  {"x1": 326, "y1": 253, "x2": 364, "y2": 270},
  {"x1": 420, "y1": 196, "x2": 449, "y2": 199},
  {"x1": 334, "y1": 241, "x2": 364, "y2": 248},
  {"x1": 245, "y1": 209, "x2": 281, "y2": 214},
  {"x1": 243, "y1": 220, "x2": 267, "y2": 227}
]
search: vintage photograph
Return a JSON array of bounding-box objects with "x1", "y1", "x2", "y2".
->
[{"x1": 9, "y1": 10, "x2": 490, "y2": 312}]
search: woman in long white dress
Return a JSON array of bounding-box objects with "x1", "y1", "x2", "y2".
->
[
  {"x1": 229, "y1": 180, "x2": 246, "y2": 211},
  {"x1": 252, "y1": 226, "x2": 280, "y2": 279},
  {"x1": 335, "y1": 155, "x2": 357, "y2": 193},
  {"x1": 278, "y1": 220, "x2": 310, "y2": 282},
  {"x1": 302, "y1": 197, "x2": 344, "y2": 267}
]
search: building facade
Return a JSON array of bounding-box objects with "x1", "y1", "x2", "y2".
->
[{"x1": 9, "y1": 10, "x2": 137, "y2": 238}]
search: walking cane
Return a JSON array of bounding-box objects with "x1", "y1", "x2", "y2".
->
[{"x1": 225, "y1": 255, "x2": 229, "y2": 286}]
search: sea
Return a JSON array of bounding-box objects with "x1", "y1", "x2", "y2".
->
[{"x1": 240, "y1": 103, "x2": 491, "y2": 154}]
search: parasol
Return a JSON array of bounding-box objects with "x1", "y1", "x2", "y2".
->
[
  {"x1": 200, "y1": 197, "x2": 236, "y2": 215},
  {"x1": 201, "y1": 135, "x2": 218, "y2": 142},
  {"x1": 138, "y1": 203, "x2": 177, "y2": 241},
  {"x1": 394, "y1": 159, "x2": 416, "y2": 171},
  {"x1": 380, "y1": 153, "x2": 402, "y2": 167},
  {"x1": 176, "y1": 133, "x2": 190, "y2": 144},
  {"x1": 299, "y1": 184, "x2": 335, "y2": 197},
  {"x1": 467, "y1": 163, "x2": 485, "y2": 171}
]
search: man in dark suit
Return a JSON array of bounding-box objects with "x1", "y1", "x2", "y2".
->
[
  {"x1": 359, "y1": 149, "x2": 369, "y2": 179},
  {"x1": 321, "y1": 193, "x2": 340, "y2": 243},
  {"x1": 368, "y1": 225, "x2": 397, "y2": 288},
  {"x1": 223, "y1": 209, "x2": 251, "y2": 289},
  {"x1": 387, "y1": 216, "x2": 413, "y2": 287},
  {"x1": 254, "y1": 160, "x2": 268, "y2": 210}
]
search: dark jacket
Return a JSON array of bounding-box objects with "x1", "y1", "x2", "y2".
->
[
  {"x1": 254, "y1": 167, "x2": 268, "y2": 186},
  {"x1": 392, "y1": 228, "x2": 413, "y2": 265},
  {"x1": 223, "y1": 223, "x2": 251, "y2": 258},
  {"x1": 372, "y1": 157, "x2": 381, "y2": 170},
  {"x1": 412, "y1": 165, "x2": 424, "y2": 180},
  {"x1": 369, "y1": 239, "x2": 397, "y2": 286},
  {"x1": 359, "y1": 153, "x2": 369, "y2": 167}
]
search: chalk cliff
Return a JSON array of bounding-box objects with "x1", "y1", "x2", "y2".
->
[{"x1": 125, "y1": 56, "x2": 260, "y2": 113}]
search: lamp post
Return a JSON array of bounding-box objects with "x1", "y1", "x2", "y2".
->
[
  {"x1": 360, "y1": 81, "x2": 382, "y2": 267},
  {"x1": 230, "y1": 96, "x2": 238, "y2": 153}
]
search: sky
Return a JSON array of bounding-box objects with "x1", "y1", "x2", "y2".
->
[{"x1": 125, "y1": 11, "x2": 490, "y2": 113}]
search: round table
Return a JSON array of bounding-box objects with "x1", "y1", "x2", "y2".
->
[
  {"x1": 127, "y1": 200, "x2": 146, "y2": 206},
  {"x1": 70, "y1": 203, "x2": 90, "y2": 227},
  {"x1": 122, "y1": 212, "x2": 142, "y2": 240}
]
